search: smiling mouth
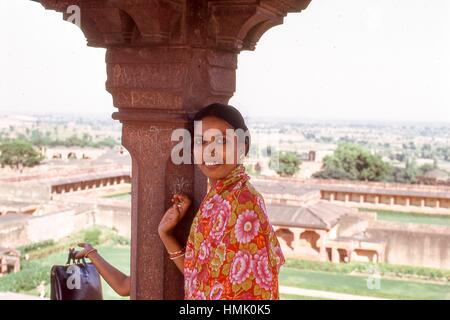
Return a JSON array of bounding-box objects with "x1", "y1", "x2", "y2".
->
[{"x1": 203, "y1": 161, "x2": 222, "y2": 167}]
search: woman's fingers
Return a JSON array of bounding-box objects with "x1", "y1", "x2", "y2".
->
[
  {"x1": 68, "y1": 243, "x2": 94, "y2": 259},
  {"x1": 69, "y1": 248, "x2": 86, "y2": 259},
  {"x1": 159, "y1": 199, "x2": 187, "y2": 233},
  {"x1": 72, "y1": 250, "x2": 86, "y2": 259},
  {"x1": 175, "y1": 193, "x2": 191, "y2": 202},
  {"x1": 77, "y1": 242, "x2": 94, "y2": 251},
  {"x1": 172, "y1": 194, "x2": 191, "y2": 214},
  {"x1": 173, "y1": 193, "x2": 183, "y2": 200}
]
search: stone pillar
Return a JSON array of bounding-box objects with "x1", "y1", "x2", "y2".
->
[
  {"x1": 0, "y1": 257, "x2": 7, "y2": 274},
  {"x1": 110, "y1": 47, "x2": 237, "y2": 300},
  {"x1": 372, "y1": 252, "x2": 378, "y2": 263},
  {"x1": 292, "y1": 228, "x2": 304, "y2": 253},
  {"x1": 331, "y1": 247, "x2": 340, "y2": 263},
  {"x1": 390, "y1": 196, "x2": 395, "y2": 206},
  {"x1": 318, "y1": 230, "x2": 328, "y2": 262},
  {"x1": 39, "y1": 0, "x2": 312, "y2": 300},
  {"x1": 379, "y1": 248, "x2": 385, "y2": 263},
  {"x1": 330, "y1": 193, "x2": 335, "y2": 202}
]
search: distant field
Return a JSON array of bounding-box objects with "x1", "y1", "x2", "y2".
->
[
  {"x1": 279, "y1": 267, "x2": 450, "y2": 300},
  {"x1": 5, "y1": 245, "x2": 449, "y2": 300},
  {"x1": 359, "y1": 208, "x2": 450, "y2": 226},
  {"x1": 4, "y1": 226, "x2": 448, "y2": 300},
  {"x1": 280, "y1": 293, "x2": 330, "y2": 300},
  {"x1": 359, "y1": 208, "x2": 450, "y2": 227},
  {"x1": 95, "y1": 245, "x2": 130, "y2": 300},
  {"x1": 97, "y1": 248, "x2": 450, "y2": 300},
  {"x1": 103, "y1": 192, "x2": 131, "y2": 201}
]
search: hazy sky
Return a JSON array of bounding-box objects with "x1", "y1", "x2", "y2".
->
[{"x1": 1, "y1": 0, "x2": 449, "y2": 122}]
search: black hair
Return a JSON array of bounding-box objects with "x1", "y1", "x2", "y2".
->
[{"x1": 192, "y1": 103, "x2": 251, "y2": 156}]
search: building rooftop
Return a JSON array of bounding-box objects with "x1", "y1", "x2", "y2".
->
[
  {"x1": 253, "y1": 176, "x2": 450, "y2": 200},
  {"x1": 266, "y1": 202, "x2": 350, "y2": 230},
  {"x1": 253, "y1": 178, "x2": 319, "y2": 197},
  {"x1": 423, "y1": 169, "x2": 449, "y2": 181}
]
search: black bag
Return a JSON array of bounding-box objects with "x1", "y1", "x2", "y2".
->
[{"x1": 50, "y1": 250, "x2": 103, "y2": 300}]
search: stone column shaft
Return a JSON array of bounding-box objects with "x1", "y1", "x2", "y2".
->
[{"x1": 109, "y1": 47, "x2": 237, "y2": 299}]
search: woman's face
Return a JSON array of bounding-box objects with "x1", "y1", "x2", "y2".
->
[{"x1": 193, "y1": 116, "x2": 246, "y2": 181}]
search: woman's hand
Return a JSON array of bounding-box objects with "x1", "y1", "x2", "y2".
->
[
  {"x1": 68, "y1": 243, "x2": 131, "y2": 296},
  {"x1": 158, "y1": 193, "x2": 191, "y2": 236},
  {"x1": 71, "y1": 242, "x2": 95, "y2": 260}
]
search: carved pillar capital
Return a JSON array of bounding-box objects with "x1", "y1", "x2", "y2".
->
[
  {"x1": 105, "y1": 46, "x2": 237, "y2": 115},
  {"x1": 40, "y1": 0, "x2": 311, "y2": 51}
]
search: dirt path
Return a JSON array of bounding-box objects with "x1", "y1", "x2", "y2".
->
[{"x1": 279, "y1": 285, "x2": 388, "y2": 300}]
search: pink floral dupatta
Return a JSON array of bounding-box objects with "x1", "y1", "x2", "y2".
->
[{"x1": 184, "y1": 165, "x2": 285, "y2": 300}]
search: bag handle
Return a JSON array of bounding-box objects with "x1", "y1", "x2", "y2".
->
[
  {"x1": 66, "y1": 249, "x2": 88, "y2": 266},
  {"x1": 77, "y1": 257, "x2": 88, "y2": 266},
  {"x1": 66, "y1": 249, "x2": 75, "y2": 265}
]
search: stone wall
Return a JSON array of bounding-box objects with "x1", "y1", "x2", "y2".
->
[
  {"x1": 0, "y1": 183, "x2": 51, "y2": 203},
  {"x1": 0, "y1": 205, "x2": 130, "y2": 248},
  {"x1": 367, "y1": 221, "x2": 450, "y2": 269},
  {"x1": 95, "y1": 204, "x2": 131, "y2": 238}
]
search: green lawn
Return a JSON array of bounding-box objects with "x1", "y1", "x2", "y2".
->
[
  {"x1": 98, "y1": 247, "x2": 449, "y2": 300},
  {"x1": 3, "y1": 243, "x2": 450, "y2": 300},
  {"x1": 279, "y1": 267, "x2": 450, "y2": 300},
  {"x1": 1, "y1": 245, "x2": 130, "y2": 300},
  {"x1": 280, "y1": 293, "x2": 330, "y2": 300},
  {"x1": 97, "y1": 245, "x2": 130, "y2": 300},
  {"x1": 360, "y1": 208, "x2": 450, "y2": 227},
  {"x1": 102, "y1": 192, "x2": 131, "y2": 201}
]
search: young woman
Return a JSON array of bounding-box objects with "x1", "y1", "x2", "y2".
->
[
  {"x1": 73, "y1": 103, "x2": 285, "y2": 300},
  {"x1": 159, "y1": 103, "x2": 285, "y2": 300}
]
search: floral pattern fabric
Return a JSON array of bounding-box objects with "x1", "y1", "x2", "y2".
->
[{"x1": 184, "y1": 165, "x2": 285, "y2": 300}]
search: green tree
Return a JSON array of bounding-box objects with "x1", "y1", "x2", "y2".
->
[
  {"x1": 388, "y1": 158, "x2": 418, "y2": 184},
  {"x1": 313, "y1": 143, "x2": 391, "y2": 181},
  {"x1": 418, "y1": 163, "x2": 435, "y2": 176},
  {"x1": 0, "y1": 139, "x2": 44, "y2": 169},
  {"x1": 93, "y1": 136, "x2": 118, "y2": 148},
  {"x1": 269, "y1": 151, "x2": 302, "y2": 177},
  {"x1": 433, "y1": 157, "x2": 439, "y2": 169},
  {"x1": 404, "y1": 158, "x2": 418, "y2": 183},
  {"x1": 417, "y1": 158, "x2": 439, "y2": 176}
]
